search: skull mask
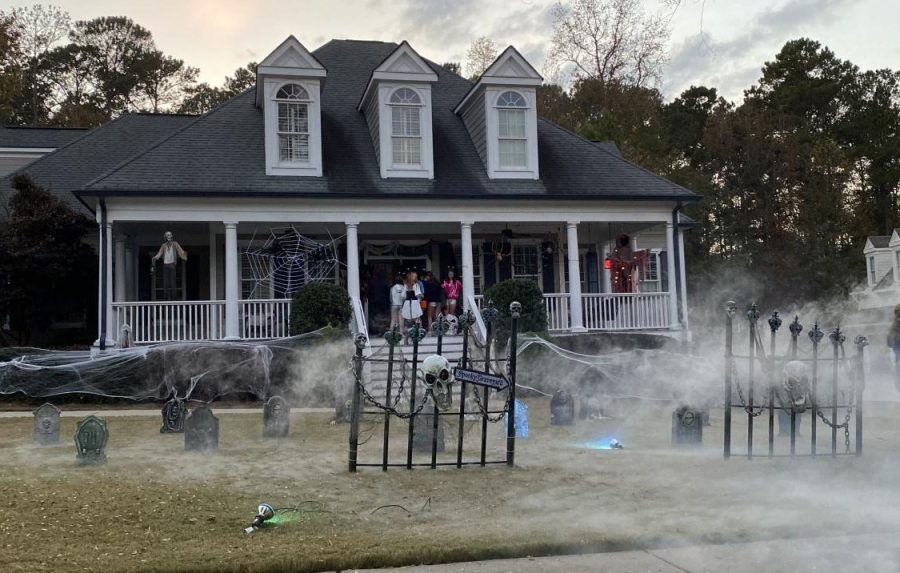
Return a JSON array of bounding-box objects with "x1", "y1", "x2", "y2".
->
[
  {"x1": 782, "y1": 360, "x2": 811, "y2": 413},
  {"x1": 420, "y1": 354, "x2": 454, "y2": 411}
]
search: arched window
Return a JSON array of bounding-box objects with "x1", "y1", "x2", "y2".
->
[
  {"x1": 496, "y1": 90, "x2": 528, "y2": 168},
  {"x1": 275, "y1": 83, "x2": 310, "y2": 162},
  {"x1": 389, "y1": 87, "x2": 423, "y2": 165}
]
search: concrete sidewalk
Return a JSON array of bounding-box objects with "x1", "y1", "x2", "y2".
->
[{"x1": 351, "y1": 532, "x2": 900, "y2": 572}]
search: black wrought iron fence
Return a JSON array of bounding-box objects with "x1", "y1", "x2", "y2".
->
[{"x1": 724, "y1": 301, "x2": 866, "y2": 459}]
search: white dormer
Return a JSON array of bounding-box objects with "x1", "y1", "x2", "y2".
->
[
  {"x1": 257, "y1": 36, "x2": 326, "y2": 177},
  {"x1": 358, "y1": 42, "x2": 437, "y2": 179},
  {"x1": 455, "y1": 46, "x2": 542, "y2": 180},
  {"x1": 864, "y1": 234, "x2": 893, "y2": 288}
]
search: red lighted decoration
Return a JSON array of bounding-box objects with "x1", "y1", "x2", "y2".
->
[{"x1": 603, "y1": 257, "x2": 613, "y2": 270}]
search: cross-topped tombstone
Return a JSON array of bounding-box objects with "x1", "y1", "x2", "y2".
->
[
  {"x1": 184, "y1": 406, "x2": 219, "y2": 453},
  {"x1": 74, "y1": 415, "x2": 109, "y2": 465},
  {"x1": 262, "y1": 396, "x2": 290, "y2": 438},
  {"x1": 33, "y1": 403, "x2": 61, "y2": 446},
  {"x1": 160, "y1": 397, "x2": 187, "y2": 434}
]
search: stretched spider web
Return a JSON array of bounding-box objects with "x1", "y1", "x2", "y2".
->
[{"x1": 243, "y1": 227, "x2": 342, "y2": 298}]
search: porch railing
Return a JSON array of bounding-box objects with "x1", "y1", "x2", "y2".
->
[
  {"x1": 239, "y1": 299, "x2": 292, "y2": 339},
  {"x1": 582, "y1": 292, "x2": 671, "y2": 331},
  {"x1": 113, "y1": 300, "x2": 225, "y2": 344},
  {"x1": 543, "y1": 293, "x2": 571, "y2": 332}
]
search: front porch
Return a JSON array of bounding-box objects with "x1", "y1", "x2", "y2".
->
[{"x1": 95, "y1": 200, "x2": 689, "y2": 346}]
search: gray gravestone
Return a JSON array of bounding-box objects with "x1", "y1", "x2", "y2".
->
[
  {"x1": 262, "y1": 396, "x2": 290, "y2": 438},
  {"x1": 33, "y1": 403, "x2": 60, "y2": 445},
  {"x1": 671, "y1": 406, "x2": 703, "y2": 446},
  {"x1": 550, "y1": 390, "x2": 575, "y2": 426},
  {"x1": 160, "y1": 398, "x2": 187, "y2": 433},
  {"x1": 413, "y1": 401, "x2": 445, "y2": 453},
  {"x1": 184, "y1": 406, "x2": 219, "y2": 453},
  {"x1": 74, "y1": 415, "x2": 108, "y2": 465}
]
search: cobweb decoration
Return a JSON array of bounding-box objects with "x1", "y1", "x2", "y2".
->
[{"x1": 243, "y1": 226, "x2": 342, "y2": 298}]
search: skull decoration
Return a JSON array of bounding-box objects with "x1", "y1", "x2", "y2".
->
[
  {"x1": 420, "y1": 354, "x2": 454, "y2": 411},
  {"x1": 444, "y1": 314, "x2": 459, "y2": 335},
  {"x1": 782, "y1": 360, "x2": 811, "y2": 413}
]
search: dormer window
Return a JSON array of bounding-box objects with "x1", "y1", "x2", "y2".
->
[
  {"x1": 358, "y1": 41, "x2": 437, "y2": 179},
  {"x1": 496, "y1": 91, "x2": 528, "y2": 168},
  {"x1": 275, "y1": 84, "x2": 310, "y2": 163},
  {"x1": 256, "y1": 36, "x2": 326, "y2": 177},
  {"x1": 389, "y1": 87, "x2": 423, "y2": 166}
]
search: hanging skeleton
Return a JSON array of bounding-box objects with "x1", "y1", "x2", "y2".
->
[
  {"x1": 781, "y1": 360, "x2": 811, "y2": 413},
  {"x1": 491, "y1": 240, "x2": 512, "y2": 263}
]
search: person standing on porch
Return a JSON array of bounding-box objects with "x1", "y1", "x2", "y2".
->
[
  {"x1": 423, "y1": 272, "x2": 442, "y2": 332},
  {"x1": 151, "y1": 231, "x2": 187, "y2": 301},
  {"x1": 401, "y1": 271, "x2": 423, "y2": 343},
  {"x1": 442, "y1": 269, "x2": 462, "y2": 316},
  {"x1": 389, "y1": 275, "x2": 404, "y2": 330}
]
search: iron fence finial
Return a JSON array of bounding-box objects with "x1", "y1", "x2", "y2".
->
[
  {"x1": 768, "y1": 311, "x2": 782, "y2": 332},
  {"x1": 789, "y1": 315, "x2": 803, "y2": 337},
  {"x1": 808, "y1": 321, "x2": 824, "y2": 344},
  {"x1": 747, "y1": 303, "x2": 760, "y2": 323}
]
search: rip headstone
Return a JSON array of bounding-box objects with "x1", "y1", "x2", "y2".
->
[
  {"x1": 33, "y1": 403, "x2": 60, "y2": 446},
  {"x1": 184, "y1": 406, "x2": 219, "y2": 453},
  {"x1": 671, "y1": 406, "x2": 703, "y2": 446},
  {"x1": 262, "y1": 396, "x2": 290, "y2": 438},
  {"x1": 550, "y1": 390, "x2": 575, "y2": 426},
  {"x1": 160, "y1": 398, "x2": 187, "y2": 434},
  {"x1": 413, "y1": 401, "x2": 445, "y2": 453},
  {"x1": 74, "y1": 415, "x2": 108, "y2": 465}
]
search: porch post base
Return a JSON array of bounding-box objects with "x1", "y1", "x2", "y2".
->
[
  {"x1": 569, "y1": 326, "x2": 588, "y2": 334},
  {"x1": 221, "y1": 336, "x2": 241, "y2": 342},
  {"x1": 92, "y1": 338, "x2": 118, "y2": 349}
]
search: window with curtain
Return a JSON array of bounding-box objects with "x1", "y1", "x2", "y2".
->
[
  {"x1": 275, "y1": 83, "x2": 310, "y2": 162},
  {"x1": 389, "y1": 87, "x2": 422, "y2": 165},
  {"x1": 496, "y1": 90, "x2": 528, "y2": 168}
]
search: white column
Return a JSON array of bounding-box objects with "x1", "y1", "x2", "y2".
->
[
  {"x1": 224, "y1": 222, "x2": 239, "y2": 340},
  {"x1": 460, "y1": 222, "x2": 475, "y2": 309},
  {"x1": 678, "y1": 228, "x2": 689, "y2": 333},
  {"x1": 566, "y1": 222, "x2": 586, "y2": 332},
  {"x1": 665, "y1": 221, "x2": 679, "y2": 329},
  {"x1": 105, "y1": 222, "x2": 115, "y2": 344},
  {"x1": 346, "y1": 223, "x2": 360, "y2": 299},
  {"x1": 208, "y1": 223, "x2": 218, "y2": 300},
  {"x1": 124, "y1": 243, "x2": 134, "y2": 301},
  {"x1": 114, "y1": 234, "x2": 127, "y2": 302},
  {"x1": 94, "y1": 216, "x2": 103, "y2": 347}
]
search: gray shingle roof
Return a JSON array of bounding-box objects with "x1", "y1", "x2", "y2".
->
[
  {"x1": 0, "y1": 125, "x2": 89, "y2": 149},
  {"x1": 80, "y1": 40, "x2": 697, "y2": 202},
  {"x1": 868, "y1": 235, "x2": 891, "y2": 248},
  {"x1": 2, "y1": 113, "x2": 195, "y2": 215}
]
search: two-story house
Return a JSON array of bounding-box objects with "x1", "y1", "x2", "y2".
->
[{"x1": 5, "y1": 37, "x2": 698, "y2": 348}]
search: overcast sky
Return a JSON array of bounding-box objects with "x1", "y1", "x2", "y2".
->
[{"x1": 6, "y1": 0, "x2": 898, "y2": 102}]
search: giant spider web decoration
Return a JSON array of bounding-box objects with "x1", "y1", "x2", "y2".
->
[{"x1": 243, "y1": 226, "x2": 342, "y2": 298}]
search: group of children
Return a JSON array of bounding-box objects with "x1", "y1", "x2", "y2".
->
[{"x1": 390, "y1": 269, "x2": 463, "y2": 336}]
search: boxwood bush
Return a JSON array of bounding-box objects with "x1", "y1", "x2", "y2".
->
[
  {"x1": 482, "y1": 278, "x2": 547, "y2": 348},
  {"x1": 289, "y1": 282, "x2": 352, "y2": 335}
]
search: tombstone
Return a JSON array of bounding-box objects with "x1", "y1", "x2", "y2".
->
[
  {"x1": 74, "y1": 415, "x2": 109, "y2": 465},
  {"x1": 507, "y1": 400, "x2": 529, "y2": 438},
  {"x1": 671, "y1": 406, "x2": 703, "y2": 445},
  {"x1": 262, "y1": 396, "x2": 290, "y2": 438},
  {"x1": 33, "y1": 403, "x2": 60, "y2": 446},
  {"x1": 550, "y1": 390, "x2": 575, "y2": 426},
  {"x1": 413, "y1": 401, "x2": 445, "y2": 453},
  {"x1": 160, "y1": 398, "x2": 187, "y2": 434},
  {"x1": 184, "y1": 406, "x2": 219, "y2": 453}
]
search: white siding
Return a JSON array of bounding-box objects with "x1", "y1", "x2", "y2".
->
[{"x1": 363, "y1": 90, "x2": 380, "y2": 163}]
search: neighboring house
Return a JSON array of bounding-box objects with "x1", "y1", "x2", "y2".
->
[
  {"x1": 0, "y1": 125, "x2": 89, "y2": 178},
  {"x1": 4, "y1": 37, "x2": 698, "y2": 348},
  {"x1": 854, "y1": 231, "x2": 900, "y2": 314}
]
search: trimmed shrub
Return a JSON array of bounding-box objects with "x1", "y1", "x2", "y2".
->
[
  {"x1": 289, "y1": 282, "x2": 352, "y2": 335},
  {"x1": 482, "y1": 279, "x2": 547, "y2": 347}
]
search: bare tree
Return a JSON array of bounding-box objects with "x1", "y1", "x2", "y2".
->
[
  {"x1": 11, "y1": 4, "x2": 71, "y2": 124},
  {"x1": 547, "y1": 0, "x2": 670, "y2": 88},
  {"x1": 465, "y1": 36, "x2": 499, "y2": 81}
]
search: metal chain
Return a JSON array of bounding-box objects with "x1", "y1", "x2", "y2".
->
[
  {"x1": 730, "y1": 358, "x2": 769, "y2": 417},
  {"x1": 468, "y1": 382, "x2": 511, "y2": 423},
  {"x1": 351, "y1": 356, "x2": 430, "y2": 419}
]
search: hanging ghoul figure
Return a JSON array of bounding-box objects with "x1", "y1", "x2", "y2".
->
[
  {"x1": 610, "y1": 234, "x2": 635, "y2": 293},
  {"x1": 151, "y1": 231, "x2": 187, "y2": 300}
]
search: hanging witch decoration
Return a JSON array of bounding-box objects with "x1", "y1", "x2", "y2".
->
[{"x1": 606, "y1": 234, "x2": 650, "y2": 293}]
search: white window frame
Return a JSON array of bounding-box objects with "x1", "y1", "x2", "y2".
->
[
  {"x1": 377, "y1": 83, "x2": 434, "y2": 178},
  {"x1": 484, "y1": 87, "x2": 539, "y2": 179},
  {"x1": 274, "y1": 83, "x2": 311, "y2": 163},
  {"x1": 388, "y1": 87, "x2": 423, "y2": 167},
  {"x1": 264, "y1": 78, "x2": 322, "y2": 176},
  {"x1": 496, "y1": 91, "x2": 529, "y2": 169},
  {"x1": 239, "y1": 240, "x2": 274, "y2": 300},
  {"x1": 639, "y1": 250, "x2": 663, "y2": 293},
  {"x1": 869, "y1": 256, "x2": 877, "y2": 286},
  {"x1": 511, "y1": 241, "x2": 541, "y2": 286}
]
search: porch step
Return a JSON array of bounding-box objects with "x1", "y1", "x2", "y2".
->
[{"x1": 361, "y1": 335, "x2": 466, "y2": 411}]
